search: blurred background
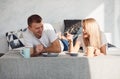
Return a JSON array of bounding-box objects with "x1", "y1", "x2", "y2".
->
[{"x1": 0, "y1": 0, "x2": 120, "y2": 47}]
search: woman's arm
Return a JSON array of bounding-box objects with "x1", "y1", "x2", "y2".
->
[
  {"x1": 100, "y1": 44, "x2": 106, "y2": 55},
  {"x1": 94, "y1": 44, "x2": 106, "y2": 56},
  {"x1": 69, "y1": 39, "x2": 81, "y2": 52}
]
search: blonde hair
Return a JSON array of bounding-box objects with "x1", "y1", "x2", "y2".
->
[{"x1": 82, "y1": 18, "x2": 101, "y2": 48}]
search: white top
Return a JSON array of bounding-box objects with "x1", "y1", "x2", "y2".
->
[
  {"x1": 77, "y1": 32, "x2": 107, "y2": 53},
  {"x1": 23, "y1": 23, "x2": 63, "y2": 51}
]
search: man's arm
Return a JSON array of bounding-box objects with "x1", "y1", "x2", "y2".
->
[
  {"x1": 30, "y1": 45, "x2": 43, "y2": 57},
  {"x1": 41, "y1": 39, "x2": 61, "y2": 53}
]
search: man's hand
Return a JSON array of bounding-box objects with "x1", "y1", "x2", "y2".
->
[{"x1": 35, "y1": 44, "x2": 44, "y2": 55}]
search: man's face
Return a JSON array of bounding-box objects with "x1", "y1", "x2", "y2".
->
[{"x1": 29, "y1": 22, "x2": 43, "y2": 39}]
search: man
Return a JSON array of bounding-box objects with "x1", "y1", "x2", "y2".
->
[{"x1": 23, "y1": 14, "x2": 62, "y2": 56}]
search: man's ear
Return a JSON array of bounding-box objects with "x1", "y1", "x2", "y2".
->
[
  {"x1": 28, "y1": 26, "x2": 32, "y2": 31},
  {"x1": 28, "y1": 26, "x2": 30, "y2": 29},
  {"x1": 28, "y1": 26, "x2": 31, "y2": 29}
]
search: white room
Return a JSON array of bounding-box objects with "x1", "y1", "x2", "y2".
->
[
  {"x1": 1, "y1": 0, "x2": 120, "y2": 79},
  {"x1": 0, "y1": 0, "x2": 120, "y2": 47}
]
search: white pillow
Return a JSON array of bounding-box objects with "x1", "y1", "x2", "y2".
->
[{"x1": 6, "y1": 29, "x2": 26, "y2": 50}]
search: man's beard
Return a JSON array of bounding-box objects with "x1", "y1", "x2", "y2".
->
[{"x1": 34, "y1": 33, "x2": 42, "y2": 39}]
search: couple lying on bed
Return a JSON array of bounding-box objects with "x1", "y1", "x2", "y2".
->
[{"x1": 23, "y1": 14, "x2": 107, "y2": 57}]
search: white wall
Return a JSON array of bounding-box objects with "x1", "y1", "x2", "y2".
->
[
  {"x1": 114, "y1": 0, "x2": 120, "y2": 47},
  {"x1": 0, "y1": 0, "x2": 120, "y2": 47}
]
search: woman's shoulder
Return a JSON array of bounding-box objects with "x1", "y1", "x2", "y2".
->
[
  {"x1": 101, "y1": 31, "x2": 105, "y2": 36},
  {"x1": 100, "y1": 31, "x2": 107, "y2": 46},
  {"x1": 100, "y1": 31, "x2": 106, "y2": 39}
]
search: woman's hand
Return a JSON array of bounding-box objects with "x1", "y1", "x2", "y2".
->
[
  {"x1": 66, "y1": 33, "x2": 73, "y2": 41},
  {"x1": 94, "y1": 48, "x2": 104, "y2": 56}
]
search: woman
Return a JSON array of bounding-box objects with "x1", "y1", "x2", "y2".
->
[{"x1": 68, "y1": 18, "x2": 107, "y2": 56}]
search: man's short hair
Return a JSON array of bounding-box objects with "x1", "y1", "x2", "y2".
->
[{"x1": 27, "y1": 14, "x2": 42, "y2": 26}]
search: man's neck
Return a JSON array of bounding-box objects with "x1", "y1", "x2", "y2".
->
[
  {"x1": 35, "y1": 35, "x2": 41, "y2": 39},
  {"x1": 28, "y1": 28, "x2": 41, "y2": 39}
]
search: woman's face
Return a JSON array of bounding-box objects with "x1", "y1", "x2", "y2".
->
[{"x1": 82, "y1": 25, "x2": 89, "y2": 38}]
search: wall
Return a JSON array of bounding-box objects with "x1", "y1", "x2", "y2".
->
[
  {"x1": 114, "y1": 0, "x2": 120, "y2": 47},
  {"x1": 0, "y1": 0, "x2": 120, "y2": 47}
]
